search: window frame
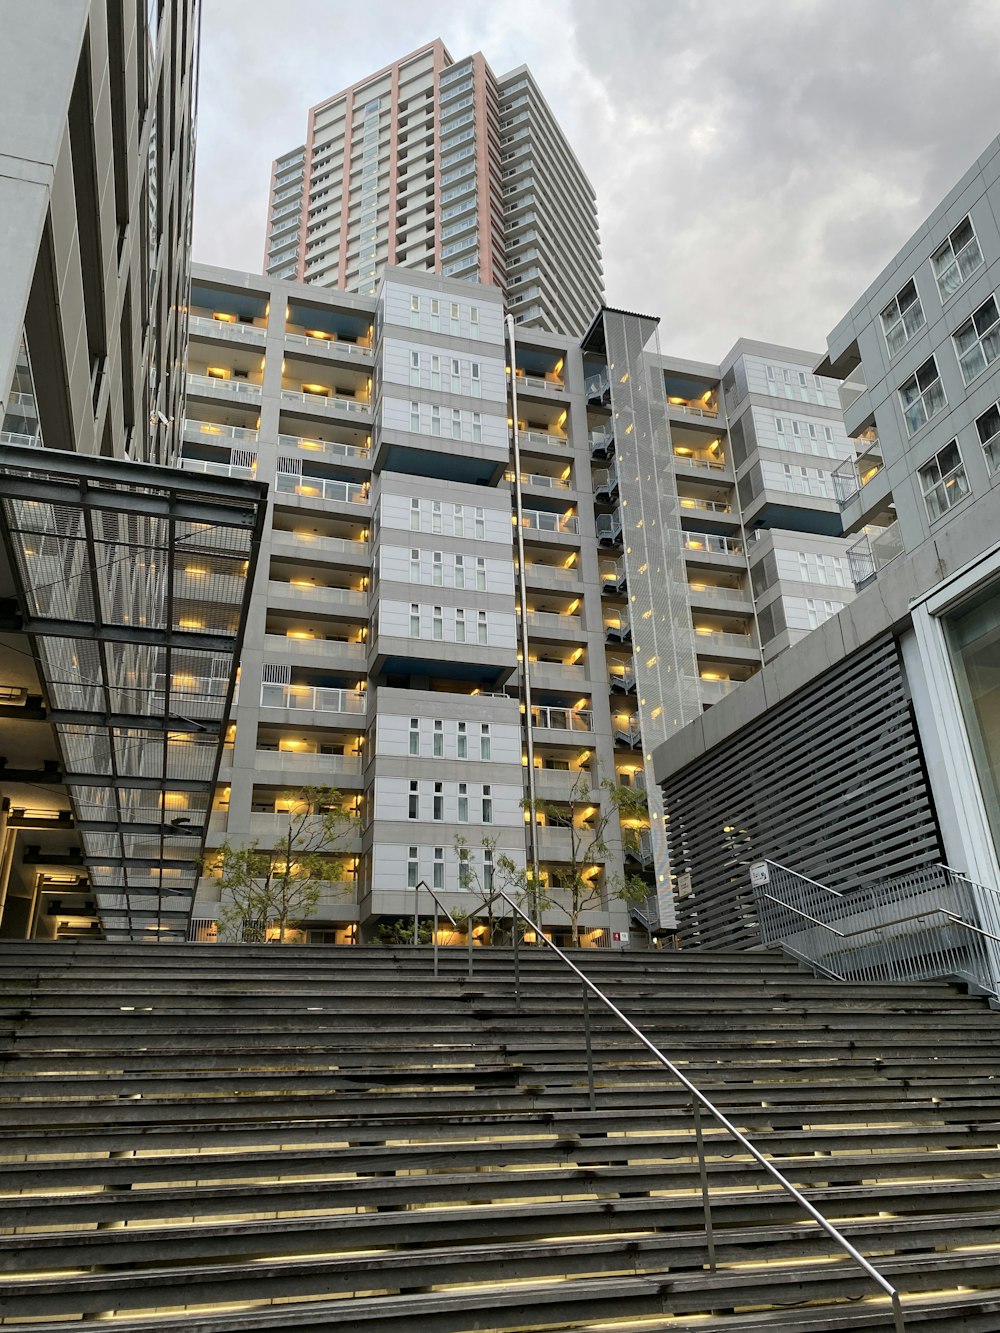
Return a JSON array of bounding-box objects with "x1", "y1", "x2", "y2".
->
[
  {"x1": 880, "y1": 277, "x2": 926, "y2": 359},
  {"x1": 918, "y1": 438, "x2": 970, "y2": 522},
  {"x1": 899, "y1": 355, "x2": 947, "y2": 437},
  {"x1": 931, "y1": 215, "x2": 984, "y2": 303},
  {"x1": 952, "y1": 294, "x2": 1000, "y2": 386}
]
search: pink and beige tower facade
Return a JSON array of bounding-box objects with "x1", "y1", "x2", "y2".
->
[{"x1": 264, "y1": 40, "x2": 603, "y2": 336}]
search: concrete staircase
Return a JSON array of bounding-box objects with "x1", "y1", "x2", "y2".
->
[{"x1": 1, "y1": 941, "x2": 1000, "y2": 1329}]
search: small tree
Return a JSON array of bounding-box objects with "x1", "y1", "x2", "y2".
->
[
  {"x1": 212, "y1": 786, "x2": 357, "y2": 942},
  {"x1": 516, "y1": 774, "x2": 652, "y2": 946}
]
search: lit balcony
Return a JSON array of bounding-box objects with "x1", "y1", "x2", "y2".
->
[
  {"x1": 188, "y1": 314, "x2": 266, "y2": 346},
  {"x1": 699, "y1": 677, "x2": 741, "y2": 705},
  {"x1": 604, "y1": 610, "x2": 631, "y2": 643},
  {"x1": 187, "y1": 371, "x2": 262, "y2": 403},
  {"x1": 847, "y1": 519, "x2": 903, "y2": 589},
  {"x1": 530, "y1": 704, "x2": 593, "y2": 734},
  {"x1": 599, "y1": 557, "x2": 627, "y2": 594},
  {"x1": 274, "y1": 472, "x2": 369, "y2": 506},
  {"x1": 681, "y1": 531, "x2": 743, "y2": 559},
  {"x1": 181, "y1": 456, "x2": 256, "y2": 481},
  {"x1": 280, "y1": 386, "x2": 371, "y2": 417},
  {"x1": 183, "y1": 418, "x2": 258, "y2": 446},
  {"x1": 259, "y1": 682, "x2": 367, "y2": 715},
  {"x1": 520, "y1": 507, "x2": 578, "y2": 536},
  {"x1": 832, "y1": 434, "x2": 884, "y2": 506}
]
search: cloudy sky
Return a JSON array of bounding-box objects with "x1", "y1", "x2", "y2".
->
[{"x1": 193, "y1": 0, "x2": 1000, "y2": 361}]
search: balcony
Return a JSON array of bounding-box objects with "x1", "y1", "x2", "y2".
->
[
  {"x1": 253, "y1": 749, "x2": 363, "y2": 778},
  {"x1": 283, "y1": 331, "x2": 372, "y2": 361},
  {"x1": 532, "y1": 769, "x2": 593, "y2": 801},
  {"x1": 525, "y1": 610, "x2": 583, "y2": 637},
  {"x1": 181, "y1": 457, "x2": 256, "y2": 480},
  {"x1": 268, "y1": 580, "x2": 368, "y2": 613},
  {"x1": 585, "y1": 371, "x2": 611, "y2": 404},
  {"x1": 523, "y1": 560, "x2": 582, "y2": 588},
  {"x1": 188, "y1": 315, "x2": 266, "y2": 346},
  {"x1": 665, "y1": 397, "x2": 719, "y2": 420},
  {"x1": 278, "y1": 433, "x2": 369, "y2": 463},
  {"x1": 271, "y1": 531, "x2": 369, "y2": 561},
  {"x1": 673, "y1": 451, "x2": 728, "y2": 474},
  {"x1": 678, "y1": 496, "x2": 733, "y2": 519},
  {"x1": 280, "y1": 388, "x2": 371, "y2": 417},
  {"x1": 693, "y1": 628, "x2": 758, "y2": 656},
  {"x1": 681, "y1": 531, "x2": 743, "y2": 558},
  {"x1": 187, "y1": 373, "x2": 262, "y2": 403},
  {"x1": 518, "y1": 428, "x2": 569, "y2": 450},
  {"x1": 531, "y1": 705, "x2": 593, "y2": 733},
  {"x1": 514, "y1": 372, "x2": 564, "y2": 396},
  {"x1": 510, "y1": 471, "x2": 571, "y2": 492},
  {"x1": 0, "y1": 429, "x2": 41, "y2": 448},
  {"x1": 847, "y1": 520, "x2": 903, "y2": 589},
  {"x1": 259, "y1": 683, "x2": 367, "y2": 715},
  {"x1": 520, "y1": 508, "x2": 578, "y2": 535},
  {"x1": 275, "y1": 473, "x2": 369, "y2": 506},
  {"x1": 832, "y1": 437, "x2": 884, "y2": 507},
  {"x1": 687, "y1": 583, "x2": 750, "y2": 609},
  {"x1": 262, "y1": 634, "x2": 367, "y2": 664},
  {"x1": 183, "y1": 419, "x2": 258, "y2": 445},
  {"x1": 608, "y1": 663, "x2": 636, "y2": 692}
]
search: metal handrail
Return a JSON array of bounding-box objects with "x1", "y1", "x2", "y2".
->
[
  {"x1": 411, "y1": 879, "x2": 460, "y2": 976},
  {"x1": 764, "y1": 891, "x2": 1000, "y2": 950},
  {"x1": 483, "y1": 885, "x2": 905, "y2": 1331}
]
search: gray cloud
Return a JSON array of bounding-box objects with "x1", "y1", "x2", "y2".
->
[{"x1": 192, "y1": 0, "x2": 1000, "y2": 361}]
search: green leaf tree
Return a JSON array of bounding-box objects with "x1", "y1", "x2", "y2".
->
[{"x1": 211, "y1": 786, "x2": 358, "y2": 942}]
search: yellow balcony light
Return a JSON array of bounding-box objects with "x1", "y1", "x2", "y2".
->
[
  {"x1": 178, "y1": 618, "x2": 204, "y2": 630},
  {"x1": 288, "y1": 684, "x2": 311, "y2": 696},
  {"x1": 289, "y1": 577, "x2": 315, "y2": 587},
  {"x1": 708, "y1": 438, "x2": 722, "y2": 453},
  {"x1": 298, "y1": 483, "x2": 320, "y2": 496},
  {"x1": 560, "y1": 465, "x2": 572, "y2": 481},
  {"x1": 564, "y1": 553, "x2": 576, "y2": 569},
  {"x1": 568, "y1": 647, "x2": 584, "y2": 664},
  {"x1": 307, "y1": 328, "x2": 331, "y2": 341},
  {"x1": 470, "y1": 687, "x2": 482, "y2": 696},
  {"x1": 694, "y1": 625, "x2": 715, "y2": 635},
  {"x1": 302, "y1": 382, "x2": 330, "y2": 395},
  {"x1": 689, "y1": 582, "x2": 707, "y2": 591},
  {"x1": 259, "y1": 355, "x2": 266, "y2": 370},
  {"x1": 184, "y1": 566, "x2": 208, "y2": 577},
  {"x1": 286, "y1": 629, "x2": 315, "y2": 639},
  {"x1": 687, "y1": 538, "x2": 705, "y2": 550},
  {"x1": 212, "y1": 311, "x2": 237, "y2": 323},
  {"x1": 521, "y1": 754, "x2": 529, "y2": 766},
  {"x1": 702, "y1": 389, "x2": 714, "y2": 402},
  {"x1": 206, "y1": 366, "x2": 230, "y2": 379},
  {"x1": 278, "y1": 738, "x2": 309, "y2": 752},
  {"x1": 574, "y1": 697, "x2": 589, "y2": 711},
  {"x1": 557, "y1": 409, "x2": 568, "y2": 427},
  {"x1": 700, "y1": 671, "x2": 722, "y2": 681},
  {"x1": 577, "y1": 749, "x2": 592, "y2": 763},
  {"x1": 299, "y1": 438, "x2": 324, "y2": 450},
  {"x1": 566, "y1": 599, "x2": 580, "y2": 614},
  {"x1": 554, "y1": 358, "x2": 564, "y2": 375}
]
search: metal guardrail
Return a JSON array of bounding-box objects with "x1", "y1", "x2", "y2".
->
[
  {"x1": 752, "y1": 858, "x2": 1000, "y2": 999},
  {"x1": 478, "y1": 886, "x2": 905, "y2": 1331}
]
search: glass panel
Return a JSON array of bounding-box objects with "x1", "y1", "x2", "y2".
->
[{"x1": 948, "y1": 582, "x2": 1000, "y2": 853}]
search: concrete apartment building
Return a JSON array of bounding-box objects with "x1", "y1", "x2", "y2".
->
[
  {"x1": 181, "y1": 257, "x2": 862, "y2": 943},
  {"x1": 264, "y1": 39, "x2": 604, "y2": 335},
  {"x1": 657, "y1": 136, "x2": 1000, "y2": 952},
  {"x1": 0, "y1": 1, "x2": 263, "y2": 944}
]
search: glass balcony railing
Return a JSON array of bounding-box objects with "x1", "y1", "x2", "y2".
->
[
  {"x1": 514, "y1": 372, "x2": 565, "y2": 395},
  {"x1": 187, "y1": 373, "x2": 262, "y2": 399},
  {"x1": 693, "y1": 628, "x2": 757, "y2": 652},
  {"x1": 847, "y1": 520, "x2": 903, "y2": 589},
  {"x1": 283, "y1": 331, "x2": 372, "y2": 358},
  {"x1": 278, "y1": 432, "x2": 369, "y2": 461},
  {"x1": 687, "y1": 583, "x2": 749, "y2": 606},
  {"x1": 832, "y1": 437, "x2": 884, "y2": 506},
  {"x1": 679, "y1": 496, "x2": 732, "y2": 516},
  {"x1": 260, "y1": 683, "x2": 367, "y2": 714},
  {"x1": 183, "y1": 419, "x2": 259, "y2": 443},
  {"x1": 188, "y1": 315, "x2": 266, "y2": 344},
  {"x1": 280, "y1": 388, "x2": 371, "y2": 414},
  {"x1": 665, "y1": 397, "x2": 719, "y2": 419},
  {"x1": 531, "y1": 705, "x2": 593, "y2": 732},
  {"x1": 0, "y1": 429, "x2": 41, "y2": 448},
  {"x1": 681, "y1": 531, "x2": 743, "y2": 557},
  {"x1": 699, "y1": 677, "x2": 740, "y2": 704},
  {"x1": 521, "y1": 508, "x2": 578, "y2": 534},
  {"x1": 518, "y1": 428, "x2": 569, "y2": 449},
  {"x1": 673, "y1": 452, "x2": 727, "y2": 472},
  {"x1": 508, "y1": 471, "x2": 571, "y2": 491},
  {"x1": 181, "y1": 457, "x2": 256, "y2": 480},
  {"x1": 275, "y1": 472, "x2": 369, "y2": 505}
]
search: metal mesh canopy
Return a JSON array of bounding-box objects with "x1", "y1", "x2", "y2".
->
[{"x1": 0, "y1": 444, "x2": 265, "y2": 942}]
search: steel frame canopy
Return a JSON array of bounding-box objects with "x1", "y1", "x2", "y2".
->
[{"x1": 0, "y1": 443, "x2": 266, "y2": 941}]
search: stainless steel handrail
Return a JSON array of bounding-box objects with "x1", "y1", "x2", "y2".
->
[
  {"x1": 485, "y1": 885, "x2": 905, "y2": 1331},
  {"x1": 411, "y1": 879, "x2": 459, "y2": 976}
]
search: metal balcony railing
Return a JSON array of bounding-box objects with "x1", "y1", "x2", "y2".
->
[
  {"x1": 594, "y1": 463, "x2": 619, "y2": 500},
  {"x1": 0, "y1": 430, "x2": 41, "y2": 448},
  {"x1": 187, "y1": 373, "x2": 262, "y2": 400},
  {"x1": 589, "y1": 427, "x2": 615, "y2": 458},
  {"x1": 596, "y1": 512, "x2": 622, "y2": 545},
  {"x1": 278, "y1": 432, "x2": 369, "y2": 461},
  {"x1": 280, "y1": 388, "x2": 370, "y2": 414},
  {"x1": 283, "y1": 331, "x2": 372, "y2": 358},
  {"x1": 585, "y1": 371, "x2": 610, "y2": 402},
  {"x1": 753, "y1": 858, "x2": 1000, "y2": 1003},
  {"x1": 260, "y1": 683, "x2": 367, "y2": 714},
  {"x1": 833, "y1": 437, "x2": 884, "y2": 506},
  {"x1": 188, "y1": 315, "x2": 266, "y2": 344},
  {"x1": 515, "y1": 372, "x2": 564, "y2": 394},
  {"x1": 673, "y1": 453, "x2": 727, "y2": 472},
  {"x1": 847, "y1": 520, "x2": 903, "y2": 589},
  {"x1": 599, "y1": 557, "x2": 627, "y2": 593},
  {"x1": 604, "y1": 612, "x2": 631, "y2": 642},
  {"x1": 181, "y1": 457, "x2": 256, "y2": 480}
]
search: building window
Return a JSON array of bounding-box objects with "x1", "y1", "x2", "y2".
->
[
  {"x1": 407, "y1": 846, "x2": 418, "y2": 888},
  {"x1": 410, "y1": 401, "x2": 421, "y2": 433},
  {"x1": 432, "y1": 605, "x2": 443, "y2": 640},
  {"x1": 477, "y1": 610, "x2": 488, "y2": 644},
  {"x1": 409, "y1": 294, "x2": 420, "y2": 328},
  {"x1": 430, "y1": 299, "x2": 440, "y2": 333},
  {"x1": 476, "y1": 557, "x2": 486, "y2": 591},
  {"x1": 433, "y1": 847, "x2": 444, "y2": 890},
  {"x1": 953, "y1": 296, "x2": 1000, "y2": 385},
  {"x1": 976, "y1": 401, "x2": 1000, "y2": 473},
  {"x1": 410, "y1": 497, "x2": 420, "y2": 529},
  {"x1": 433, "y1": 719, "x2": 443, "y2": 757},
  {"x1": 457, "y1": 721, "x2": 468, "y2": 759},
  {"x1": 482, "y1": 784, "x2": 493, "y2": 823},
  {"x1": 899, "y1": 356, "x2": 946, "y2": 437},
  {"x1": 932, "y1": 215, "x2": 984, "y2": 301},
  {"x1": 409, "y1": 718, "x2": 420, "y2": 756},
  {"x1": 471, "y1": 362, "x2": 481, "y2": 397},
  {"x1": 410, "y1": 548, "x2": 420, "y2": 581},
  {"x1": 432, "y1": 551, "x2": 443, "y2": 586},
  {"x1": 430, "y1": 355, "x2": 440, "y2": 391},
  {"x1": 454, "y1": 504, "x2": 465, "y2": 538},
  {"x1": 881, "y1": 278, "x2": 925, "y2": 358},
  {"x1": 472, "y1": 412, "x2": 482, "y2": 443},
  {"x1": 480, "y1": 723, "x2": 491, "y2": 759},
  {"x1": 455, "y1": 608, "x2": 466, "y2": 642},
  {"x1": 450, "y1": 302, "x2": 460, "y2": 335},
  {"x1": 432, "y1": 499, "x2": 442, "y2": 533},
  {"x1": 408, "y1": 781, "x2": 419, "y2": 819},
  {"x1": 483, "y1": 846, "x2": 494, "y2": 891},
  {"x1": 431, "y1": 405, "x2": 441, "y2": 436},
  {"x1": 454, "y1": 554, "x2": 466, "y2": 588},
  {"x1": 470, "y1": 306, "x2": 480, "y2": 338},
  {"x1": 452, "y1": 408, "x2": 462, "y2": 440},
  {"x1": 918, "y1": 440, "x2": 970, "y2": 521},
  {"x1": 458, "y1": 783, "x2": 469, "y2": 822},
  {"x1": 410, "y1": 602, "x2": 420, "y2": 637},
  {"x1": 475, "y1": 507, "x2": 485, "y2": 539},
  {"x1": 409, "y1": 351, "x2": 420, "y2": 386},
  {"x1": 433, "y1": 782, "x2": 443, "y2": 820},
  {"x1": 451, "y1": 358, "x2": 461, "y2": 392}
]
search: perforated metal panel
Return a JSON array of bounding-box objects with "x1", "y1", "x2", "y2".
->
[{"x1": 602, "y1": 311, "x2": 702, "y2": 928}]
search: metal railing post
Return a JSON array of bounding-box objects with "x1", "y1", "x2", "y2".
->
[
  {"x1": 513, "y1": 912, "x2": 521, "y2": 1011},
  {"x1": 691, "y1": 1100, "x2": 716, "y2": 1272},
  {"x1": 433, "y1": 905, "x2": 439, "y2": 978},
  {"x1": 467, "y1": 911, "x2": 474, "y2": 979},
  {"x1": 413, "y1": 879, "x2": 419, "y2": 949},
  {"x1": 583, "y1": 982, "x2": 596, "y2": 1110}
]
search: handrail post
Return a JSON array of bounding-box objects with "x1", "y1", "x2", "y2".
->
[
  {"x1": 691, "y1": 1100, "x2": 716, "y2": 1271},
  {"x1": 413, "y1": 879, "x2": 419, "y2": 949},
  {"x1": 513, "y1": 911, "x2": 521, "y2": 1011},
  {"x1": 583, "y1": 982, "x2": 596, "y2": 1110},
  {"x1": 467, "y1": 910, "x2": 474, "y2": 978},
  {"x1": 433, "y1": 905, "x2": 439, "y2": 978}
]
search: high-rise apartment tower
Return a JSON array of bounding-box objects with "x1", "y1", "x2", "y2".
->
[{"x1": 264, "y1": 40, "x2": 604, "y2": 335}]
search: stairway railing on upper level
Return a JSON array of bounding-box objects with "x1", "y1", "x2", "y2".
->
[
  {"x1": 470, "y1": 885, "x2": 905, "y2": 1332},
  {"x1": 752, "y1": 859, "x2": 1000, "y2": 998}
]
